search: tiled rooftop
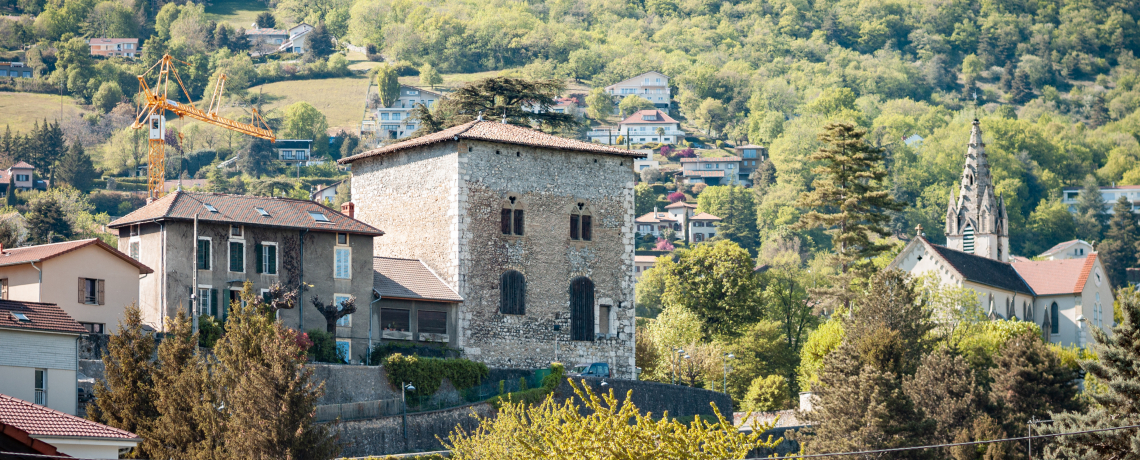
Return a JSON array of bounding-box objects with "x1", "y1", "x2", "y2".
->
[
  {"x1": 108, "y1": 191, "x2": 383, "y2": 236},
  {"x1": 680, "y1": 156, "x2": 742, "y2": 163},
  {"x1": 1013, "y1": 255, "x2": 1097, "y2": 296},
  {"x1": 0, "y1": 299, "x2": 86, "y2": 334},
  {"x1": 0, "y1": 393, "x2": 139, "y2": 439},
  {"x1": 374, "y1": 257, "x2": 462, "y2": 303},
  {"x1": 0, "y1": 238, "x2": 152, "y2": 273},
  {"x1": 340, "y1": 121, "x2": 646, "y2": 164}
]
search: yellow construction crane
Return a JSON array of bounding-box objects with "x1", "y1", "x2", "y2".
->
[{"x1": 132, "y1": 54, "x2": 275, "y2": 199}]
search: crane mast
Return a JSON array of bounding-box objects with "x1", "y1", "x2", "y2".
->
[{"x1": 132, "y1": 54, "x2": 275, "y2": 199}]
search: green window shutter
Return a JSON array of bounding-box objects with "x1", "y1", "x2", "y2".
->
[
  {"x1": 267, "y1": 245, "x2": 277, "y2": 275},
  {"x1": 210, "y1": 289, "x2": 218, "y2": 319},
  {"x1": 230, "y1": 242, "x2": 243, "y2": 272},
  {"x1": 255, "y1": 243, "x2": 263, "y2": 274}
]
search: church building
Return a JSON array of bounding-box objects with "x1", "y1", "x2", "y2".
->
[{"x1": 889, "y1": 120, "x2": 1115, "y2": 347}]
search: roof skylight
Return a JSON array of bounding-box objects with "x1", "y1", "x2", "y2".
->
[
  {"x1": 256, "y1": 207, "x2": 270, "y2": 217},
  {"x1": 10, "y1": 312, "x2": 29, "y2": 322},
  {"x1": 204, "y1": 203, "x2": 218, "y2": 212},
  {"x1": 308, "y1": 211, "x2": 330, "y2": 222}
]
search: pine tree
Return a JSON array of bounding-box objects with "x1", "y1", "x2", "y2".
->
[
  {"x1": 25, "y1": 196, "x2": 71, "y2": 243},
  {"x1": 1089, "y1": 94, "x2": 1109, "y2": 128},
  {"x1": 794, "y1": 122, "x2": 903, "y2": 309},
  {"x1": 374, "y1": 64, "x2": 400, "y2": 108},
  {"x1": 988, "y1": 331, "x2": 1082, "y2": 446},
  {"x1": 1097, "y1": 196, "x2": 1140, "y2": 287},
  {"x1": 1008, "y1": 70, "x2": 1031, "y2": 104},
  {"x1": 5, "y1": 173, "x2": 15, "y2": 207},
  {"x1": 998, "y1": 61, "x2": 1015, "y2": 91},
  {"x1": 89, "y1": 304, "x2": 160, "y2": 459},
  {"x1": 903, "y1": 348, "x2": 983, "y2": 451},
  {"x1": 56, "y1": 142, "x2": 96, "y2": 192},
  {"x1": 148, "y1": 311, "x2": 220, "y2": 460},
  {"x1": 214, "y1": 293, "x2": 340, "y2": 459},
  {"x1": 1074, "y1": 175, "x2": 1108, "y2": 242},
  {"x1": 428, "y1": 77, "x2": 579, "y2": 132},
  {"x1": 39, "y1": 119, "x2": 66, "y2": 187},
  {"x1": 804, "y1": 270, "x2": 936, "y2": 458},
  {"x1": 1046, "y1": 289, "x2": 1140, "y2": 458},
  {"x1": 303, "y1": 21, "x2": 333, "y2": 59},
  {"x1": 712, "y1": 185, "x2": 758, "y2": 250}
]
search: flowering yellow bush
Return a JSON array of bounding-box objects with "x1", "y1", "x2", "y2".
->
[{"x1": 445, "y1": 379, "x2": 778, "y2": 459}]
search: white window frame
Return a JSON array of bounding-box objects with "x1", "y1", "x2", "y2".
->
[
  {"x1": 34, "y1": 369, "x2": 46, "y2": 406},
  {"x1": 335, "y1": 294, "x2": 352, "y2": 327},
  {"x1": 197, "y1": 236, "x2": 212, "y2": 270},
  {"x1": 230, "y1": 225, "x2": 244, "y2": 239},
  {"x1": 229, "y1": 287, "x2": 246, "y2": 309},
  {"x1": 129, "y1": 237, "x2": 140, "y2": 261},
  {"x1": 198, "y1": 285, "x2": 213, "y2": 317},
  {"x1": 261, "y1": 242, "x2": 278, "y2": 275},
  {"x1": 334, "y1": 247, "x2": 352, "y2": 279}
]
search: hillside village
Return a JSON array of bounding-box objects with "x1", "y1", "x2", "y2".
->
[{"x1": 2, "y1": 0, "x2": 1140, "y2": 457}]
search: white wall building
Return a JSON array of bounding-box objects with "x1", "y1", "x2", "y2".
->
[
  {"x1": 0, "y1": 300, "x2": 86, "y2": 416},
  {"x1": 680, "y1": 156, "x2": 743, "y2": 186},
  {"x1": 588, "y1": 110, "x2": 684, "y2": 145},
  {"x1": 1038, "y1": 239, "x2": 1094, "y2": 260},
  {"x1": 634, "y1": 202, "x2": 721, "y2": 243},
  {"x1": 604, "y1": 71, "x2": 671, "y2": 108},
  {"x1": 369, "y1": 85, "x2": 442, "y2": 140},
  {"x1": 1062, "y1": 184, "x2": 1140, "y2": 214}
]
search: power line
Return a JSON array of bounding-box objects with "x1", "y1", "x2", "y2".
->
[{"x1": 748, "y1": 423, "x2": 1140, "y2": 459}]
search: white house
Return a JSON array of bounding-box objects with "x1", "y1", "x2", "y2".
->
[
  {"x1": 889, "y1": 120, "x2": 1115, "y2": 348},
  {"x1": 371, "y1": 85, "x2": 442, "y2": 140},
  {"x1": 604, "y1": 71, "x2": 671, "y2": 108},
  {"x1": 1061, "y1": 184, "x2": 1140, "y2": 214},
  {"x1": 680, "y1": 156, "x2": 743, "y2": 186},
  {"x1": 588, "y1": 110, "x2": 685, "y2": 145},
  {"x1": 279, "y1": 23, "x2": 314, "y2": 53},
  {"x1": 0, "y1": 299, "x2": 87, "y2": 415},
  {"x1": 634, "y1": 158, "x2": 660, "y2": 172},
  {"x1": 1038, "y1": 239, "x2": 1094, "y2": 260},
  {"x1": 272, "y1": 139, "x2": 315, "y2": 166},
  {"x1": 635, "y1": 202, "x2": 721, "y2": 244}
]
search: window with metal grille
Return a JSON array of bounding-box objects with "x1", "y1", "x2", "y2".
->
[
  {"x1": 500, "y1": 270, "x2": 526, "y2": 315},
  {"x1": 34, "y1": 369, "x2": 46, "y2": 405},
  {"x1": 381, "y1": 308, "x2": 410, "y2": 331},
  {"x1": 418, "y1": 310, "x2": 447, "y2": 334},
  {"x1": 570, "y1": 277, "x2": 594, "y2": 341}
]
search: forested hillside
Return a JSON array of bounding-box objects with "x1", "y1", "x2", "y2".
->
[{"x1": 2, "y1": 0, "x2": 1140, "y2": 255}]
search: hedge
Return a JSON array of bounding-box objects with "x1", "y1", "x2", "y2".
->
[{"x1": 384, "y1": 354, "x2": 489, "y2": 397}]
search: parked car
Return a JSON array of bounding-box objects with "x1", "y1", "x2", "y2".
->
[{"x1": 568, "y1": 362, "x2": 610, "y2": 378}]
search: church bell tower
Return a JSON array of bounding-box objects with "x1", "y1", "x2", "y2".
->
[{"x1": 945, "y1": 120, "x2": 1010, "y2": 261}]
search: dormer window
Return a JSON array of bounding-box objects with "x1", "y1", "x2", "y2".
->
[{"x1": 642, "y1": 114, "x2": 656, "y2": 121}]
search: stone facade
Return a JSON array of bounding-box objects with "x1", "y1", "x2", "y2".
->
[{"x1": 351, "y1": 138, "x2": 638, "y2": 377}]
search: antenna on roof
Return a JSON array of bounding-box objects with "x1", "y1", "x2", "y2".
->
[
  {"x1": 477, "y1": 111, "x2": 483, "y2": 121},
  {"x1": 501, "y1": 109, "x2": 507, "y2": 124}
]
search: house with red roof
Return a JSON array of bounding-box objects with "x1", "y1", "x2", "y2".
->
[
  {"x1": 634, "y1": 202, "x2": 722, "y2": 244},
  {"x1": 889, "y1": 121, "x2": 1115, "y2": 348},
  {"x1": 0, "y1": 161, "x2": 35, "y2": 194},
  {"x1": 0, "y1": 392, "x2": 140, "y2": 458},
  {"x1": 587, "y1": 109, "x2": 685, "y2": 145},
  {"x1": 0, "y1": 299, "x2": 87, "y2": 415},
  {"x1": 108, "y1": 192, "x2": 384, "y2": 361},
  {"x1": 0, "y1": 239, "x2": 152, "y2": 334}
]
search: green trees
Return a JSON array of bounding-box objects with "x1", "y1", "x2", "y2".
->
[
  {"x1": 661, "y1": 240, "x2": 761, "y2": 338},
  {"x1": 303, "y1": 22, "x2": 334, "y2": 59},
  {"x1": 55, "y1": 142, "x2": 96, "y2": 192},
  {"x1": 419, "y1": 77, "x2": 578, "y2": 132},
  {"x1": 693, "y1": 98, "x2": 728, "y2": 136},
  {"x1": 281, "y1": 101, "x2": 329, "y2": 153},
  {"x1": 1074, "y1": 175, "x2": 1109, "y2": 242},
  {"x1": 88, "y1": 304, "x2": 159, "y2": 459},
  {"x1": 696, "y1": 185, "x2": 757, "y2": 249},
  {"x1": 255, "y1": 11, "x2": 275, "y2": 28},
  {"x1": 25, "y1": 195, "x2": 71, "y2": 243},
  {"x1": 374, "y1": 64, "x2": 401, "y2": 108},
  {"x1": 419, "y1": 63, "x2": 442, "y2": 89},
  {"x1": 1097, "y1": 196, "x2": 1140, "y2": 287},
  {"x1": 585, "y1": 88, "x2": 615, "y2": 121},
  {"x1": 618, "y1": 94, "x2": 655, "y2": 117}
]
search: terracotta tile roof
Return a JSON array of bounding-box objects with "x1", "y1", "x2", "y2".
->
[
  {"x1": 89, "y1": 38, "x2": 137, "y2": 44},
  {"x1": 682, "y1": 170, "x2": 726, "y2": 178},
  {"x1": 735, "y1": 144, "x2": 765, "y2": 150},
  {"x1": 1040, "y1": 239, "x2": 1090, "y2": 256},
  {"x1": 10, "y1": 161, "x2": 33, "y2": 169},
  {"x1": 680, "y1": 156, "x2": 742, "y2": 163},
  {"x1": 374, "y1": 257, "x2": 462, "y2": 303},
  {"x1": 1013, "y1": 254, "x2": 1098, "y2": 295},
  {"x1": 689, "y1": 212, "x2": 721, "y2": 221},
  {"x1": 0, "y1": 393, "x2": 140, "y2": 440},
  {"x1": 924, "y1": 240, "x2": 1034, "y2": 296},
  {"x1": 0, "y1": 238, "x2": 153, "y2": 273},
  {"x1": 619, "y1": 110, "x2": 677, "y2": 125},
  {"x1": 108, "y1": 191, "x2": 383, "y2": 236},
  {"x1": 0, "y1": 299, "x2": 86, "y2": 334},
  {"x1": 664, "y1": 202, "x2": 697, "y2": 209},
  {"x1": 634, "y1": 212, "x2": 679, "y2": 224},
  {"x1": 634, "y1": 255, "x2": 658, "y2": 263},
  {"x1": 0, "y1": 419, "x2": 63, "y2": 457},
  {"x1": 340, "y1": 121, "x2": 645, "y2": 164}
]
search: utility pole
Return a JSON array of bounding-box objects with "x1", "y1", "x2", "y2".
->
[{"x1": 191, "y1": 213, "x2": 199, "y2": 334}]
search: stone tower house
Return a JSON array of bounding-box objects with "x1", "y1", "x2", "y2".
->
[
  {"x1": 340, "y1": 121, "x2": 642, "y2": 377},
  {"x1": 945, "y1": 120, "x2": 1010, "y2": 261}
]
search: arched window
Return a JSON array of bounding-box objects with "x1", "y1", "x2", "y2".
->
[
  {"x1": 1050, "y1": 301, "x2": 1060, "y2": 335},
  {"x1": 501, "y1": 195, "x2": 524, "y2": 236},
  {"x1": 500, "y1": 270, "x2": 526, "y2": 315},
  {"x1": 962, "y1": 224, "x2": 975, "y2": 253},
  {"x1": 570, "y1": 277, "x2": 594, "y2": 341},
  {"x1": 570, "y1": 202, "x2": 592, "y2": 241}
]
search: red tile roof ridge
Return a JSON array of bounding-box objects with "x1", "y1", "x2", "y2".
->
[
  {"x1": 0, "y1": 238, "x2": 153, "y2": 274},
  {"x1": 1075, "y1": 253, "x2": 1097, "y2": 292},
  {"x1": 618, "y1": 110, "x2": 678, "y2": 125},
  {"x1": 680, "y1": 156, "x2": 743, "y2": 163},
  {"x1": 0, "y1": 393, "x2": 140, "y2": 439},
  {"x1": 10, "y1": 161, "x2": 33, "y2": 169}
]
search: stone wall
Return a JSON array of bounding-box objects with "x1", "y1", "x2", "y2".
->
[
  {"x1": 336, "y1": 402, "x2": 493, "y2": 457},
  {"x1": 351, "y1": 138, "x2": 638, "y2": 378},
  {"x1": 553, "y1": 377, "x2": 734, "y2": 419},
  {"x1": 310, "y1": 363, "x2": 400, "y2": 405}
]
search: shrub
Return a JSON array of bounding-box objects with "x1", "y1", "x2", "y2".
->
[
  {"x1": 306, "y1": 329, "x2": 344, "y2": 363},
  {"x1": 743, "y1": 375, "x2": 790, "y2": 412},
  {"x1": 384, "y1": 354, "x2": 489, "y2": 398},
  {"x1": 490, "y1": 362, "x2": 564, "y2": 408},
  {"x1": 197, "y1": 316, "x2": 224, "y2": 348},
  {"x1": 691, "y1": 183, "x2": 707, "y2": 195},
  {"x1": 678, "y1": 148, "x2": 696, "y2": 158},
  {"x1": 659, "y1": 145, "x2": 674, "y2": 157},
  {"x1": 667, "y1": 191, "x2": 685, "y2": 202}
]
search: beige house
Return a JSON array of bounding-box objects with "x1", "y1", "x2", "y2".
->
[
  {"x1": 1, "y1": 161, "x2": 36, "y2": 192},
  {"x1": 0, "y1": 239, "x2": 152, "y2": 334},
  {"x1": 634, "y1": 202, "x2": 722, "y2": 244},
  {"x1": 87, "y1": 38, "x2": 138, "y2": 58},
  {"x1": 680, "y1": 156, "x2": 744, "y2": 186},
  {"x1": 0, "y1": 299, "x2": 87, "y2": 416},
  {"x1": 1038, "y1": 239, "x2": 1094, "y2": 260}
]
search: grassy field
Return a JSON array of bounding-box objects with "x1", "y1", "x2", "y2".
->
[
  {"x1": 204, "y1": 0, "x2": 268, "y2": 29},
  {"x1": 0, "y1": 92, "x2": 89, "y2": 133},
  {"x1": 247, "y1": 76, "x2": 371, "y2": 131}
]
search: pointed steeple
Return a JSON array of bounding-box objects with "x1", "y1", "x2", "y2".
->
[{"x1": 944, "y1": 119, "x2": 1010, "y2": 261}]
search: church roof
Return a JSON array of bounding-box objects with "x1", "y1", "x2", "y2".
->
[
  {"x1": 1012, "y1": 254, "x2": 1100, "y2": 295},
  {"x1": 920, "y1": 239, "x2": 1035, "y2": 295}
]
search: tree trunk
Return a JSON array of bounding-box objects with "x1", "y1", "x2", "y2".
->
[{"x1": 326, "y1": 315, "x2": 337, "y2": 334}]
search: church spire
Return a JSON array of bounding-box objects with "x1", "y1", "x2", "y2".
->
[{"x1": 944, "y1": 120, "x2": 1010, "y2": 261}]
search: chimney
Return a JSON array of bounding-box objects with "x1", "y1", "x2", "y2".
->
[
  {"x1": 799, "y1": 391, "x2": 815, "y2": 412},
  {"x1": 341, "y1": 201, "x2": 354, "y2": 218}
]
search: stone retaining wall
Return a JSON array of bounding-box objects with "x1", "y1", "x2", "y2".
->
[
  {"x1": 336, "y1": 402, "x2": 493, "y2": 457},
  {"x1": 554, "y1": 377, "x2": 734, "y2": 419}
]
